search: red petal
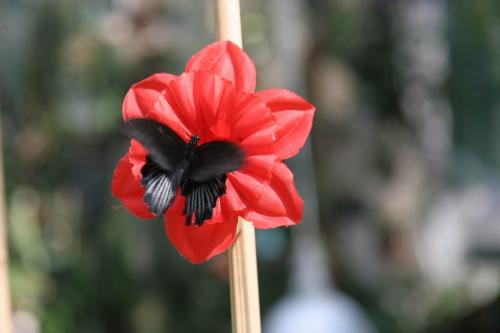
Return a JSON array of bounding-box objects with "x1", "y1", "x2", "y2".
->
[
  {"x1": 222, "y1": 92, "x2": 276, "y2": 156},
  {"x1": 123, "y1": 73, "x2": 191, "y2": 141},
  {"x1": 127, "y1": 140, "x2": 148, "y2": 179},
  {"x1": 122, "y1": 73, "x2": 176, "y2": 121},
  {"x1": 257, "y1": 89, "x2": 315, "y2": 160},
  {"x1": 165, "y1": 196, "x2": 238, "y2": 264},
  {"x1": 243, "y1": 162, "x2": 303, "y2": 229},
  {"x1": 185, "y1": 41, "x2": 256, "y2": 92},
  {"x1": 164, "y1": 72, "x2": 277, "y2": 157},
  {"x1": 227, "y1": 155, "x2": 275, "y2": 210},
  {"x1": 197, "y1": 79, "x2": 277, "y2": 156},
  {"x1": 164, "y1": 72, "x2": 225, "y2": 136},
  {"x1": 111, "y1": 154, "x2": 154, "y2": 219},
  {"x1": 220, "y1": 179, "x2": 247, "y2": 216}
]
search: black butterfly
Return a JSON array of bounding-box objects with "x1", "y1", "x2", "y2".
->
[{"x1": 123, "y1": 118, "x2": 244, "y2": 226}]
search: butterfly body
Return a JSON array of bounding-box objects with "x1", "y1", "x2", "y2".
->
[{"x1": 124, "y1": 119, "x2": 244, "y2": 226}]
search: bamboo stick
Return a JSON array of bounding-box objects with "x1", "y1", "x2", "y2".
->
[
  {"x1": 228, "y1": 218, "x2": 261, "y2": 333},
  {"x1": 214, "y1": 0, "x2": 243, "y2": 46},
  {"x1": 0, "y1": 114, "x2": 12, "y2": 333},
  {"x1": 214, "y1": 1, "x2": 261, "y2": 332}
]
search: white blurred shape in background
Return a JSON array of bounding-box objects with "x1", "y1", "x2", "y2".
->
[
  {"x1": 265, "y1": 291, "x2": 375, "y2": 333},
  {"x1": 264, "y1": 236, "x2": 376, "y2": 333}
]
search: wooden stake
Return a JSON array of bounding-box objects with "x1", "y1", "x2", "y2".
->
[
  {"x1": 0, "y1": 114, "x2": 12, "y2": 333},
  {"x1": 228, "y1": 218, "x2": 261, "y2": 333},
  {"x1": 215, "y1": 0, "x2": 243, "y2": 45},
  {"x1": 214, "y1": 1, "x2": 261, "y2": 332}
]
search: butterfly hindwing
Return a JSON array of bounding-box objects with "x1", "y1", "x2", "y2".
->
[
  {"x1": 124, "y1": 118, "x2": 185, "y2": 172},
  {"x1": 182, "y1": 175, "x2": 227, "y2": 225},
  {"x1": 183, "y1": 141, "x2": 242, "y2": 224},
  {"x1": 141, "y1": 159, "x2": 180, "y2": 216},
  {"x1": 189, "y1": 141, "x2": 244, "y2": 183}
]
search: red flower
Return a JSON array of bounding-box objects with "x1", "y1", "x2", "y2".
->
[{"x1": 112, "y1": 41, "x2": 315, "y2": 264}]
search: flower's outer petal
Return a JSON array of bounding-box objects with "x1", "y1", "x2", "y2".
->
[
  {"x1": 122, "y1": 73, "x2": 176, "y2": 121},
  {"x1": 243, "y1": 162, "x2": 303, "y2": 229},
  {"x1": 220, "y1": 179, "x2": 246, "y2": 215},
  {"x1": 127, "y1": 140, "x2": 148, "y2": 179},
  {"x1": 222, "y1": 92, "x2": 277, "y2": 156},
  {"x1": 227, "y1": 155, "x2": 275, "y2": 210},
  {"x1": 165, "y1": 196, "x2": 238, "y2": 264},
  {"x1": 257, "y1": 89, "x2": 315, "y2": 160},
  {"x1": 123, "y1": 73, "x2": 191, "y2": 141},
  {"x1": 185, "y1": 41, "x2": 256, "y2": 92},
  {"x1": 111, "y1": 154, "x2": 155, "y2": 219}
]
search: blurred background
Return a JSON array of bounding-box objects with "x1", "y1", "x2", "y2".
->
[{"x1": 2, "y1": 0, "x2": 500, "y2": 332}]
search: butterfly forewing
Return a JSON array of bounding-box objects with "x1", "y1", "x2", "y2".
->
[
  {"x1": 124, "y1": 118, "x2": 185, "y2": 172},
  {"x1": 189, "y1": 141, "x2": 244, "y2": 183}
]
